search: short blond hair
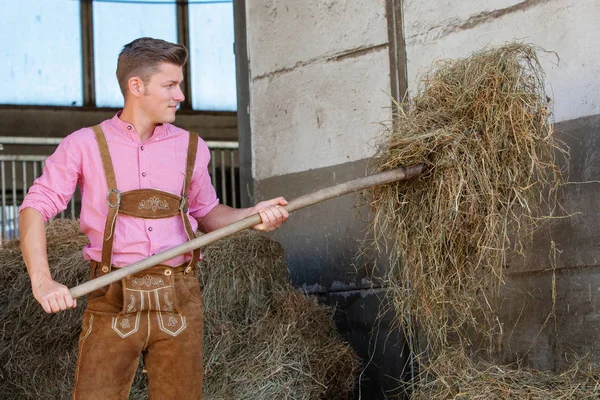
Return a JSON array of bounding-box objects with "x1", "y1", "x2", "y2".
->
[{"x1": 116, "y1": 37, "x2": 188, "y2": 97}]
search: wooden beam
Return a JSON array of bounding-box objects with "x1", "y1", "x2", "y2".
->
[
  {"x1": 233, "y1": 0, "x2": 253, "y2": 207},
  {"x1": 386, "y1": 0, "x2": 408, "y2": 103},
  {"x1": 177, "y1": 0, "x2": 193, "y2": 110},
  {"x1": 80, "y1": 0, "x2": 95, "y2": 107}
]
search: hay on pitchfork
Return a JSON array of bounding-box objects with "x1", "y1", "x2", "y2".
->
[
  {"x1": 0, "y1": 219, "x2": 357, "y2": 399},
  {"x1": 367, "y1": 43, "x2": 588, "y2": 398},
  {"x1": 370, "y1": 43, "x2": 566, "y2": 356}
]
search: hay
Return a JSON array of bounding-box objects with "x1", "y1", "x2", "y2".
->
[
  {"x1": 371, "y1": 43, "x2": 565, "y2": 354},
  {"x1": 199, "y1": 231, "x2": 358, "y2": 400},
  {"x1": 0, "y1": 219, "x2": 88, "y2": 399},
  {"x1": 412, "y1": 350, "x2": 600, "y2": 400},
  {"x1": 199, "y1": 230, "x2": 290, "y2": 327},
  {"x1": 202, "y1": 289, "x2": 356, "y2": 399},
  {"x1": 0, "y1": 219, "x2": 357, "y2": 399},
  {"x1": 369, "y1": 43, "x2": 578, "y2": 396}
]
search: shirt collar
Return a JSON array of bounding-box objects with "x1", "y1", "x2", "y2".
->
[{"x1": 109, "y1": 111, "x2": 170, "y2": 142}]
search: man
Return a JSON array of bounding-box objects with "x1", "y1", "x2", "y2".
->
[{"x1": 19, "y1": 37, "x2": 289, "y2": 399}]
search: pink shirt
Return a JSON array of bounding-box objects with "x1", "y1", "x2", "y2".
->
[{"x1": 20, "y1": 112, "x2": 219, "y2": 267}]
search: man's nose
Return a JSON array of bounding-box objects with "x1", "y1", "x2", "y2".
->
[{"x1": 174, "y1": 86, "x2": 185, "y2": 102}]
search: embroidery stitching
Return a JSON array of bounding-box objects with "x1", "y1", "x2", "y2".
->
[
  {"x1": 111, "y1": 312, "x2": 141, "y2": 338},
  {"x1": 163, "y1": 292, "x2": 174, "y2": 312},
  {"x1": 139, "y1": 196, "x2": 170, "y2": 212},
  {"x1": 154, "y1": 290, "x2": 187, "y2": 336},
  {"x1": 157, "y1": 313, "x2": 187, "y2": 337},
  {"x1": 163, "y1": 292, "x2": 178, "y2": 326},
  {"x1": 131, "y1": 275, "x2": 165, "y2": 287},
  {"x1": 126, "y1": 294, "x2": 137, "y2": 313}
]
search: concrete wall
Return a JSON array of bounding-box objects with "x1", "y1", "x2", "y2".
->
[
  {"x1": 404, "y1": 0, "x2": 600, "y2": 123},
  {"x1": 497, "y1": 115, "x2": 600, "y2": 371},
  {"x1": 239, "y1": 0, "x2": 407, "y2": 397},
  {"x1": 247, "y1": 0, "x2": 391, "y2": 180},
  {"x1": 243, "y1": 0, "x2": 392, "y2": 285},
  {"x1": 241, "y1": 0, "x2": 600, "y2": 396}
]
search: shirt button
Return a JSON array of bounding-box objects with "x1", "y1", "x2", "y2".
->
[
  {"x1": 141, "y1": 146, "x2": 145, "y2": 151},
  {"x1": 148, "y1": 227, "x2": 153, "y2": 232},
  {"x1": 142, "y1": 172, "x2": 146, "y2": 177},
  {"x1": 127, "y1": 125, "x2": 132, "y2": 130}
]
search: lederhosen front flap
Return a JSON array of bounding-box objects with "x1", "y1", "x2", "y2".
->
[{"x1": 91, "y1": 125, "x2": 200, "y2": 272}]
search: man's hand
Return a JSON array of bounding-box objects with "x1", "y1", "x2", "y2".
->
[
  {"x1": 250, "y1": 197, "x2": 290, "y2": 232},
  {"x1": 32, "y1": 276, "x2": 76, "y2": 313},
  {"x1": 196, "y1": 197, "x2": 290, "y2": 233}
]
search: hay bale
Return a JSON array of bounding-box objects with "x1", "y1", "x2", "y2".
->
[
  {"x1": 199, "y1": 230, "x2": 290, "y2": 326},
  {"x1": 371, "y1": 43, "x2": 565, "y2": 353},
  {"x1": 199, "y1": 231, "x2": 357, "y2": 400},
  {"x1": 203, "y1": 290, "x2": 356, "y2": 399},
  {"x1": 0, "y1": 219, "x2": 357, "y2": 399},
  {"x1": 0, "y1": 219, "x2": 88, "y2": 399}
]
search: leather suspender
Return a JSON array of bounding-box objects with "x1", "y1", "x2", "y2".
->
[
  {"x1": 181, "y1": 133, "x2": 200, "y2": 267},
  {"x1": 92, "y1": 125, "x2": 200, "y2": 272},
  {"x1": 92, "y1": 125, "x2": 120, "y2": 272}
]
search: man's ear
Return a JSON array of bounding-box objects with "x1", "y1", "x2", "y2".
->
[{"x1": 128, "y1": 77, "x2": 144, "y2": 98}]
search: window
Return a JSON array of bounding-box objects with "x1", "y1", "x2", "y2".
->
[
  {"x1": 93, "y1": 0, "x2": 178, "y2": 108},
  {"x1": 1, "y1": 0, "x2": 236, "y2": 112},
  {"x1": 189, "y1": 0, "x2": 237, "y2": 111},
  {"x1": 0, "y1": 0, "x2": 82, "y2": 106}
]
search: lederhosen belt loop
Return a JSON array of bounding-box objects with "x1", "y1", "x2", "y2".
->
[
  {"x1": 181, "y1": 132, "x2": 200, "y2": 272},
  {"x1": 92, "y1": 125, "x2": 120, "y2": 273}
]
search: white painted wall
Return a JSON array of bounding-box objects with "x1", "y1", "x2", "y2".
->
[
  {"x1": 404, "y1": 0, "x2": 600, "y2": 123},
  {"x1": 245, "y1": 0, "x2": 391, "y2": 180},
  {"x1": 247, "y1": 0, "x2": 388, "y2": 78}
]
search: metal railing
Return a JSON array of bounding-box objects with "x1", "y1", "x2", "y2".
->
[{"x1": 0, "y1": 137, "x2": 240, "y2": 241}]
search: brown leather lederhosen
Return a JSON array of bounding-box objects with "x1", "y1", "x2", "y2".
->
[
  {"x1": 91, "y1": 124, "x2": 200, "y2": 273},
  {"x1": 72, "y1": 126, "x2": 205, "y2": 400}
]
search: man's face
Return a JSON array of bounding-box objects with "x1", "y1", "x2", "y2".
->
[{"x1": 140, "y1": 62, "x2": 185, "y2": 124}]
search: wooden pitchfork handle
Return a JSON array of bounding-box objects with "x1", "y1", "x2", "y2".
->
[{"x1": 69, "y1": 164, "x2": 424, "y2": 299}]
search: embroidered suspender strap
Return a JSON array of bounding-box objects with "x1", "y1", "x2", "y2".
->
[
  {"x1": 92, "y1": 125, "x2": 121, "y2": 272},
  {"x1": 181, "y1": 132, "x2": 201, "y2": 268},
  {"x1": 119, "y1": 189, "x2": 181, "y2": 218}
]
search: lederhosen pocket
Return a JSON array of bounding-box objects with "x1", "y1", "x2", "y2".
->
[
  {"x1": 86, "y1": 262, "x2": 124, "y2": 315},
  {"x1": 113, "y1": 267, "x2": 187, "y2": 337}
]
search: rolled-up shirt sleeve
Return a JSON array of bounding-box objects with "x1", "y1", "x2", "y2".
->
[
  {"x1": 19, "y1": 134, "x2": 81, "y2": 222},
  {"x1": 188, "y1": 138, "x2": 219, "y2": 219}
]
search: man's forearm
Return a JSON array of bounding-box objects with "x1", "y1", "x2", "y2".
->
[
  {"x1": 19, "y1": 207, "x2": 76, "y2": 313},
  {"x1": 196, "y1": 204, "x2": 250, "y2": 233},
  {"x1": 19, "y1": 208, "x2": 51, "y2": 283}
]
